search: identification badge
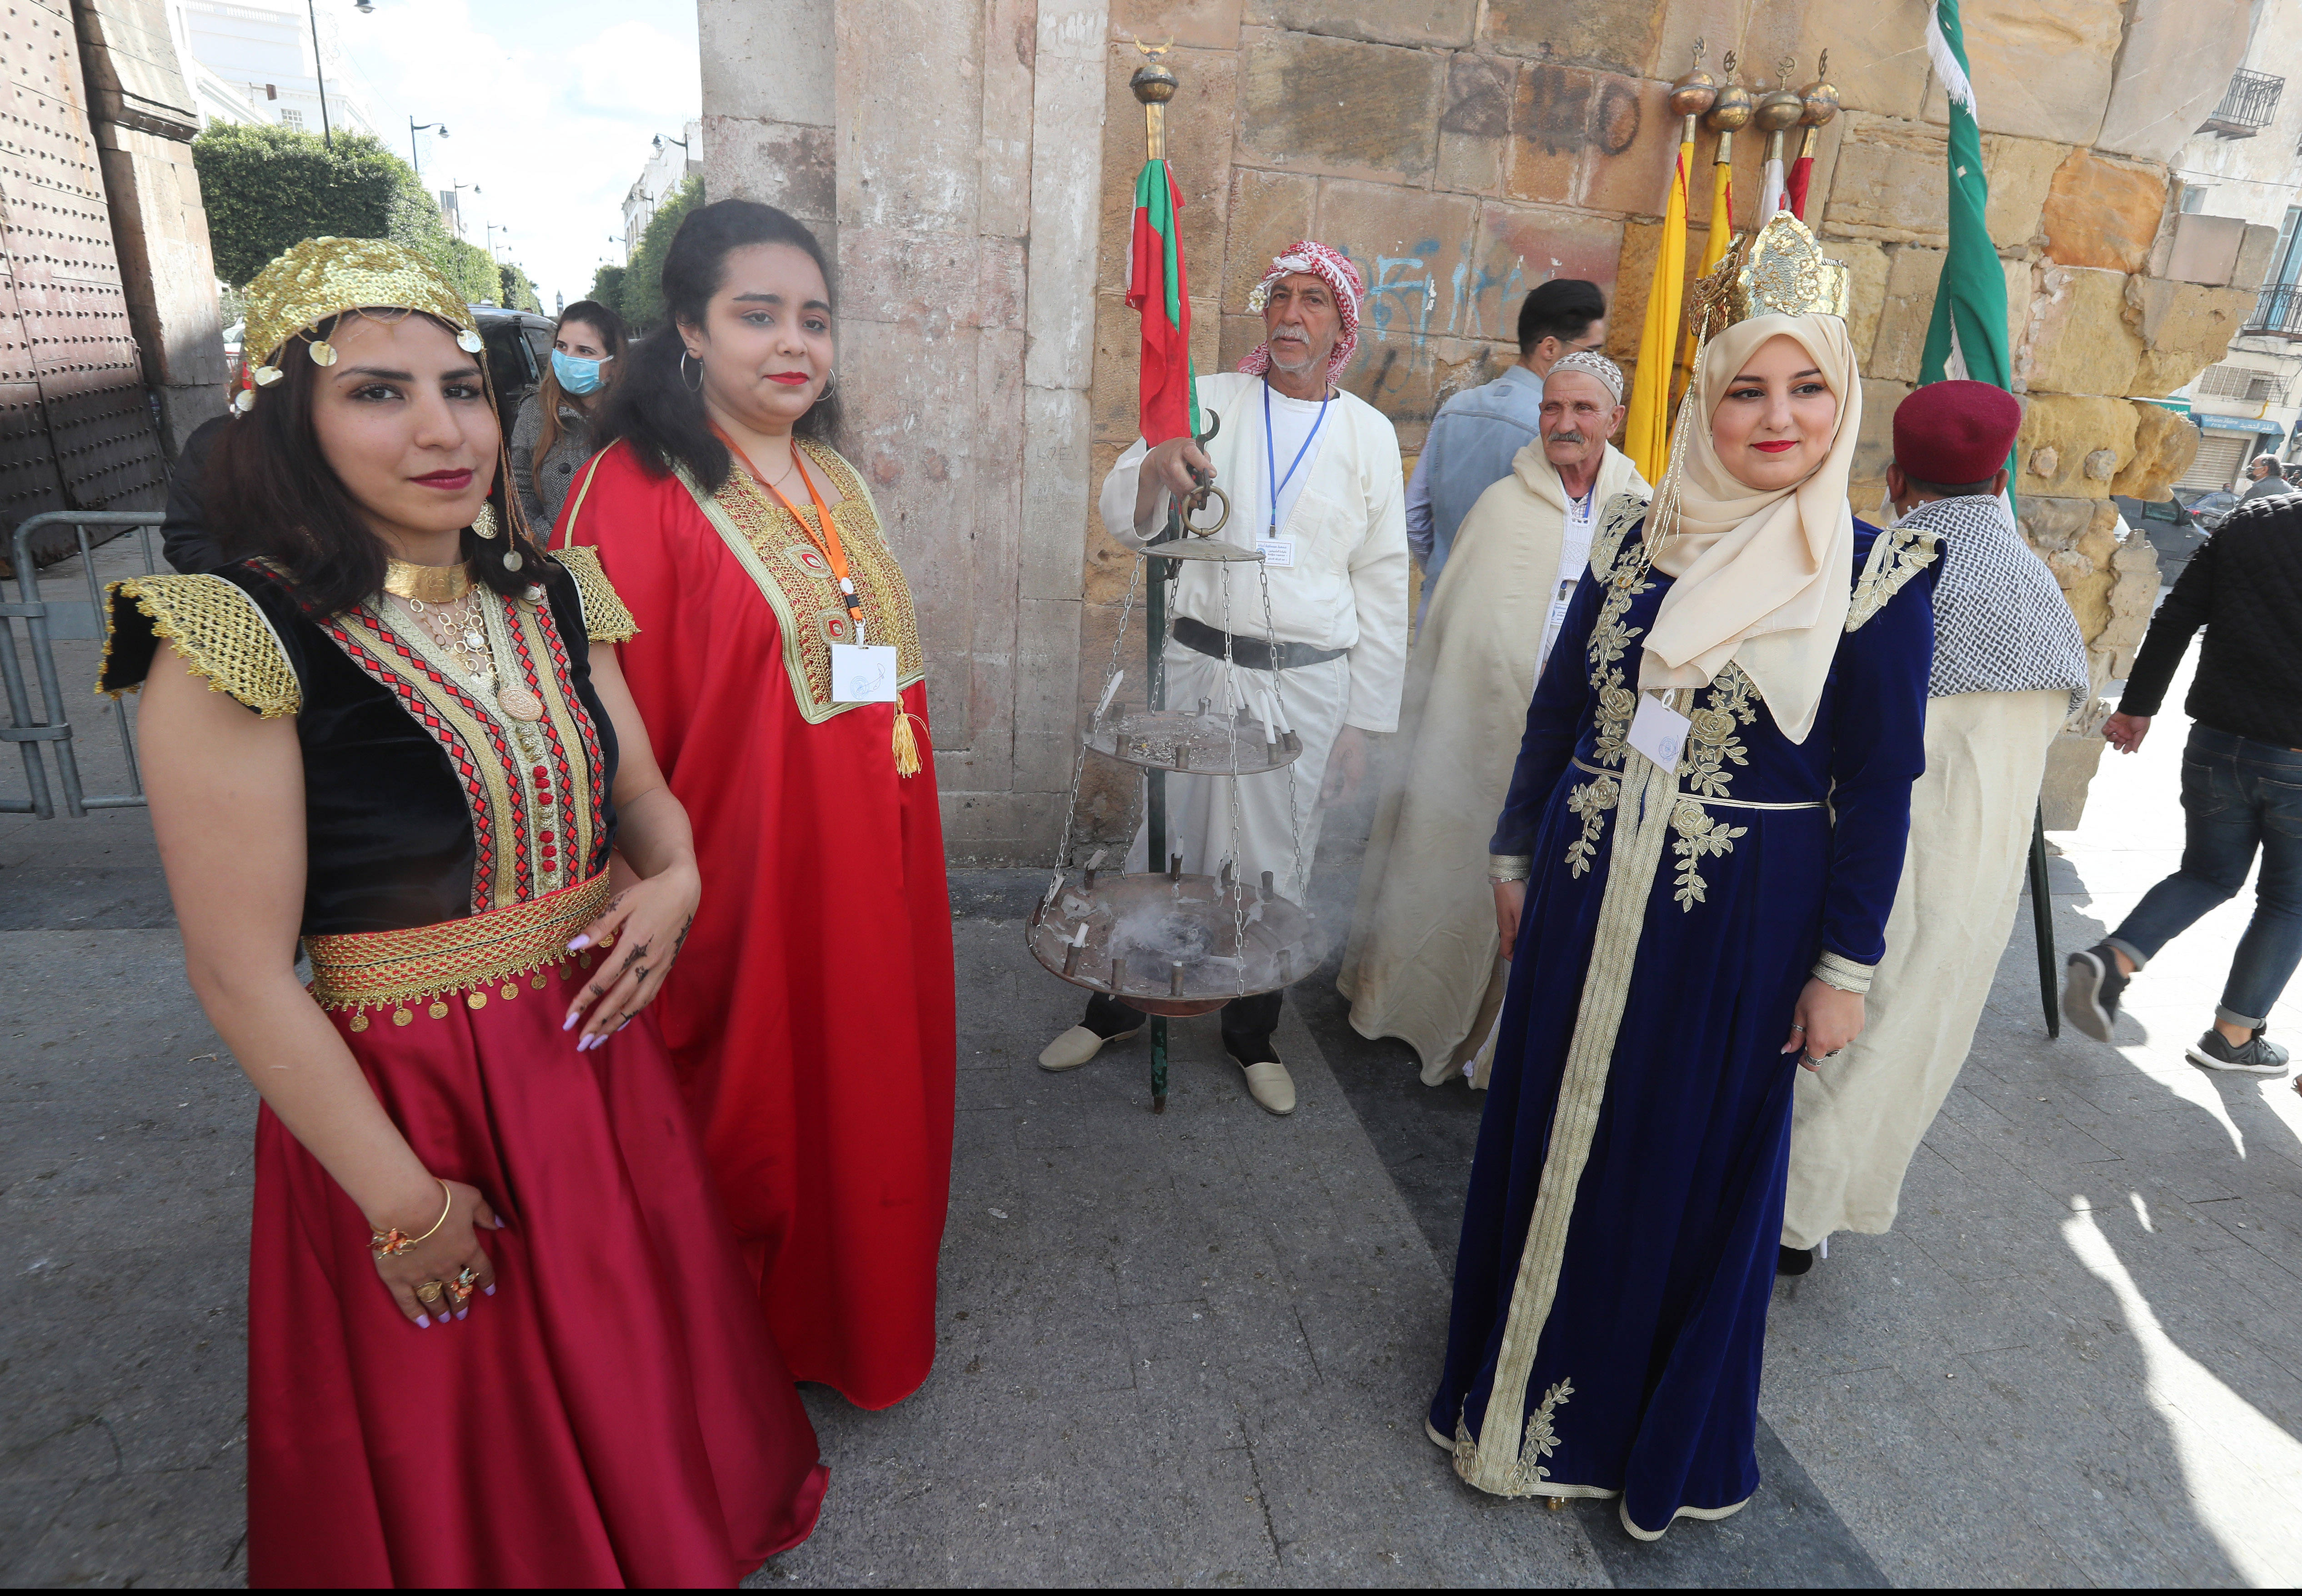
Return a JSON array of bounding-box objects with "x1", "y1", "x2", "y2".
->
[
  {"x1": 831, "y1": 643, "x2": 900, "y2": 703},
  {"x1": 1256, "y1": 537, "x2": 1296, "y2": 567},
  {"x1": 1626, "y1": 694, "x2": 1691, "y2": 772}
]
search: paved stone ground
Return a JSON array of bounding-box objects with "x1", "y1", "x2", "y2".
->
[{"x1": 8, "y1": 553, "x2": 2302, "y2": 1584}]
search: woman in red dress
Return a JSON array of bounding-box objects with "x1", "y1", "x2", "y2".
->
[
  {"x1": 105, "y1": 238, "x2": 826, "y2": 1585},
  {"x1": 557, "y1": 200, "x2": 955, "y2": 1410}
]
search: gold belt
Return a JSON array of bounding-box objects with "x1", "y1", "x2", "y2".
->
[
  {"x1": 305, "y1": 873, "x2": 611, "y2": 1029},
  {"x1": 1569, "y1": 757, "x2": 1825, "y2": 812}
]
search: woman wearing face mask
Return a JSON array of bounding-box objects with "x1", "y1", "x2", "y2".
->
[
  {"x1": 558, "y1": 200, "x2": 955, "y2": 1412},
  {"x1": 510, "y1": 299, "x2": 626, "y2": 534},
  {"x1": 100, "y1": 239, "x2": 826, "y2": 1586},
  {"x1": 1427, "y1": 214, "x2": 1937, "y2": 1539}
]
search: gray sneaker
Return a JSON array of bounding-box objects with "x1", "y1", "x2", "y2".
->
[
  {"x1": 2064, "y1": 945, "x2": 2129, "y2": 1042},
  {"x1": 2187, "y1": 1029, "x2": 2292, "y2": 1076}
]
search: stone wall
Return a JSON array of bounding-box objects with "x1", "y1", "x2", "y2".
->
[{"x1": 1070, "y1": 0, "x2": 2263, "y2": 840}]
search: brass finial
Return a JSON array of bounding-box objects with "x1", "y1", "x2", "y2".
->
[
  {"x1": 1706, "y1": 50, "x2": 1753, "y2": 136},
  {"x1": 1128, "y1": 36, "x2": 1178, "y2": 159},
  {"x1": 1669, "y1": 36, "x2": 1720, "y2": 119},
  {"x1": 1754, "y1": 55, "x2": 1807, "y2": 137},
  {"x1": 1799, "y1": 49, "x2": 1841, "y2": 128}
]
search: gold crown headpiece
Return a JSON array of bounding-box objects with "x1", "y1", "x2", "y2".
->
[
  {"x1": 235, "y1": 237, "x2": 483, "y2": 412},
  {"x1": 1684, "y1": 209, "x2": 1850, "y2": 348}
]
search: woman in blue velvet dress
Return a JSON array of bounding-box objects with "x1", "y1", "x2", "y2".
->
[{"x1": 1427, "y1": 217, "x2": 1938, "y2": 1540}]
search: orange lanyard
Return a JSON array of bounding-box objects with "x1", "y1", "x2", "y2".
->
[{"x1": 715, "y1": 425, "x2": 866, "y2": 638}]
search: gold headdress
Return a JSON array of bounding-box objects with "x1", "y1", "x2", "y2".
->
[
  {"x1": 1649, "y1": 209, "x2": 1851, "y2": 544},
  {"x1": 235, "y1": 237, "x2": 484, "y2": 411}
]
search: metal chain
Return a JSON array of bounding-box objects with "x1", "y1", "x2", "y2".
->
[{"x1": 1047, "y1": 552, "x2": 1144, "y2": 890}]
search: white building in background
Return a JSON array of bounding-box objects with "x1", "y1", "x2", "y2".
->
[
  {"x1": 167, "y1": 0, "x2": 382, "y2": 142},
  {"x1": 621, "y1": 120, "x2": 702, "y2": 258},
  {"x1": 2163, "y1": 5, "x2": 2302, "y2": 497}
]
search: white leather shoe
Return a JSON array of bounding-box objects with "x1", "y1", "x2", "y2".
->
[
  {"x1": 1038, "y1": 1023, "x2": 1136, "y2": 1072},
  {"x1": 1232, "y1": 1054, "x2": 1296, "y2": 1115}
]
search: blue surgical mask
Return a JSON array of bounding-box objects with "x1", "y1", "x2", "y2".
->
[{"x1": 551, "y1": 348, "x2": 611, "y2": 395}]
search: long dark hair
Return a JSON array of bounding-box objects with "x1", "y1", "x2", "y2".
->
[
  {"x1": 534, "y1": 299, "x2": 629, "y2": 460},
  {"x1": 205, "y1": 310, "x2": 544, "y2": 616},
  {"x1": 592, "y1": 200, "x2": 845, "y2": 493}
]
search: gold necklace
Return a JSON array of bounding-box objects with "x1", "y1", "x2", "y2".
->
[{"x1": 383, "y1": 557, "x2": 473, "y2": 603}]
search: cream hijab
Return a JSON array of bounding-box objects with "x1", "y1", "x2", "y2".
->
[{"x1": 1638, "y1": 313, "x2": 1862, "y2": 744}]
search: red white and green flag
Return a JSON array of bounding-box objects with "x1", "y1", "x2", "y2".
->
[
  {"x1": 1919, "y1": 0, "x2": 2010, "y2": 392},
  {"x1": 1125, "y1": 159, "x2": 1202, "y2": 446}
]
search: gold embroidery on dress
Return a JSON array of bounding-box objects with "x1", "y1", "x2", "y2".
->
[
  {"x1": 98, "y1": 575, "x2": 301, "y2": 718},
  {"x1": 1670, "y1": 799, "x2": 1747, "y2": 908},
  {"x1": 548, "y1": 546, "x2": 639, "y2": 643},
  {"x1": 1564, "y1": 774, "x2": 1618, "y2": 878},
  {"x1": 1665, "y1": 663, "x2": 1760, "y2": 908},
  {"x1": 307, "y1": 874, "x2": 609, "y2": 1017},
  {"x1": 677, "y1": 443, "x2": 926, "y2": 724},
  {"x1": 1451, "y1": 1379, "x2": 1577, "y2": 1496},
  {"x1": 1845, "y1": 521, "x2": 1940, "y2": 633},
  {"x1": 1560, "y1": 496, "x2": 1654, "y2": 873}
]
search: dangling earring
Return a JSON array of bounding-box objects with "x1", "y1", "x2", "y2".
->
[
  {"x1": 470, "y1": 503, "x2": 499, "y2": 540},
  {"x1": 680, "y1": 351, "x2": 703, "y2": 393},
  {"x1": 502, "y1": 543, "x2": 525, "y2": 573}
]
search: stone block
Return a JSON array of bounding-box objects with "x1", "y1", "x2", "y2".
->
[
  {"x1": 1839, "y1": 238, "x2": 1890, "y2": 365},
  {"x1": 1923, "y1": 0, "x2": 2121, "y2": 146},
  {"x1": 1090, "y1": 291, "x2": 1220, "y2": 448},
  {"x1": 1849, "y1": 377, "x2": 1912, "y2": 522},
  {"x1": 2122, "y1": 278, "x2": 2257, "y2": 399},
  {"x1": 2158, "y1": 214, "x2": 2246, "y2": 289},
  {"x1": 1471, "y1": 202, "x2": 1624, "y2": 346},
  {"x1": 1482, "y1": 0, "x2": 1661, "y2": 74},
  {"x1": 1317, "y1": 181, "x2": 1481, "y2": 356},
  {"x1": 2017, "y1": 266, "x2": 2140, "y2": 399},
  {"x1": 2004, "y1": 255, "x2": 2036, "y2": 368},
  {"x1": 1603, "y1": 216, "x2": 1705, "y2": 366},
  {"x1": 702, "y1": 0, "x2": 831, "y2": 124},
  {"x1": 1242, "y1": 0, "x2": 1475, "y2": 47},
  {"x1": 2110, "y1": 402, "x2": 2200, "y2": 499},
  {"x1": 2038, "y1": 732, "x2": 2107, "y2": 831},
  {"x1": 1869, "y1": 245, "x2": 1944, "y2": 384},
  {"x1": 1575, "y1": 75, "x2": 1685, "y2": 219},
  {"x1": 1099, "y1": 46, "x2": 1235, "y2": 296},
  {"x1": 2039, "y1": 149, "x2": 2166, "y2": 274},
  {"x1": 838, "y1": 230, "x2": 1025, "y2": 333},
  {"x1": 2095, "y1": 0, "x2": 2251, "y2": 164},
  {"x1": 1111, "y1": 0, "x2": 1242, "y2": 48},
  {"x1": 1651, "y1": 0, "x2": 1740, "y2": 99},
  {"x1": 1218, "y1": 166, "x2": 1316, "y2": 310},
  {"x1": 1503, "y1": 60, "x2": 1591, "y2": 204},
  {"x1": 704, "y1": 116, "x2": 835, "y2": 223},
  {"x1": 1341, "y1": 334, "x2": 1500, "y2": 431},
  {"x1": 1820, "y1": 112, "x2": 1948, "y2": 248},
  {"x1": 1435, "y1": 52, "x2": 1511, "y2": 195},
  {"x1": 2234, "y1": 225, "x2": 2281, "y2": 295},
  {"x1": 2018, "y1": 396, "x2": 2136, "y2": 499},
  {"x1": 1980, "y1": 134, "x2": 2070, "y2": 253},
  {"x1": 1236, "y1": 27, "x2": 1446, "y2": 184},
  {"x1": 1738, "y1": 0, "x2": 1936, "y2": 123}
]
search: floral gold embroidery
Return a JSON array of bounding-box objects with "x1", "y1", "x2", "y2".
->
[
  {"x1": 1452, "y1": 1378, "x2": 1576, "y2": 1495},
  {"x1": 1680, "y1": 664, "x2": 1758, "y2": 799},
  {"x1": 1564, "y1": 774, "x2": 1619, "y2": 876},
  {"x1": 1670, "y1": 800, "x2": 1747, "y2": 909},
  {"x1": 1845, "y1": 521, "x2": 1940, "y2": 633},
  {"x1": 1583, "y1": 496, "x2": 1657, "y2": 774}
]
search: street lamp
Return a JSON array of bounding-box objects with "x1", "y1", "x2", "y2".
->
[
  {"x1": 652, "y1": 132, "x2": 690, "y2": 154},
  {"x1": 409, "y1": 118, "x2": 447, "y2": 179},
  {"x1": 304, "y1": 0, "x2": 334, "y2": 147},
  {"x1": 486, "y1": 223, "x2": 511, "y2": 261}
]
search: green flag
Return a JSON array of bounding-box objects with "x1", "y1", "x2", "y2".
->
[{"x1": 1918, "y1": 0, "x2": 2009, "y2": 389}]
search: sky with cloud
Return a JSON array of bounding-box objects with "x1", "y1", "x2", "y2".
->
[{"x1": 327, "y1": 0, "x2": 700, "y2": 309}]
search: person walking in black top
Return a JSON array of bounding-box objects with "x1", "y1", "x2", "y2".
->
[{"x1": 2064, "y1": 494, "x2": 2302, "y2": 1075}]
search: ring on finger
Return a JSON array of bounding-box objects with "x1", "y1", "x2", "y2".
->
[
  {"x1": 449, "y1": 1266, "x2": 479, "y2": 1304},
  {"x1": 415, "y1": 1280, "x2": 445, "y2": 1304}
]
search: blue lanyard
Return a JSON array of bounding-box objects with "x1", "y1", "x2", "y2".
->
[{"x1": 1264, "y1": 379, "x2": 1331, "y2": 538}]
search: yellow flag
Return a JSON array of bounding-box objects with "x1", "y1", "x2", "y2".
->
[{"x1": 1624, "y1": 136, "x2": 1692, "y2": 482}]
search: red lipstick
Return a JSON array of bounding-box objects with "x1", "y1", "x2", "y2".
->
[
  {"x1": 1752, "y1": 440, "x2": 1799, "y2": 454},
  {"x1": 412, "y1": 469, "x2": 474, "y2": 489},
  {"x1": 765, "y1": 371, "x2": 811, "y2": 386}
]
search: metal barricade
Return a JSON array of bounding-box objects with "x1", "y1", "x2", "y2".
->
[{"x1": 4, "y1": 511, "x2": 167, "y2": 818}]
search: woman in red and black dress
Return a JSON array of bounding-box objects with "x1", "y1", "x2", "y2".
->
[{"x1": 103, "y1": 238, "x2": 826, "y2": 1586}]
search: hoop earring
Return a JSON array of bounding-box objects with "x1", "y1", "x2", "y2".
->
[
  {"x1": 680, "y1": 351, "x2": 703, "y2": 393},
  {"x1": 819, "y1": 369, "x2": 835, "y2": 399}
]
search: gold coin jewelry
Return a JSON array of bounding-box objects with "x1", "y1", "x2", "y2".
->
[
  {"x1": 496, "y1": 681, "x2": 545, "y2": 722},
  {"x1": 415, "y1": 1280, "x2": 445, "y2": 1304}
]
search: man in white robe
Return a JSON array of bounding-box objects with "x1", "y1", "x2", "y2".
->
[
  {"x1": 1037, "y1": 239, "x2": 1410, "y2": 1116},
  {"x1": 1339, "y1": 353, "x2": 1647, "y2": 1085},
  {"x1": 1780, "y1": 381, "x2": 2089, "y2": 1272}
]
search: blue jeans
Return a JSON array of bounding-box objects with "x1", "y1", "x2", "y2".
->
[{"x1": 2107, "y1": 724, "x2": 2302, "y2": 1030}]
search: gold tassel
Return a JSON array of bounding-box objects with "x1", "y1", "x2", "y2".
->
[{"x1": 892, "y1": 708, "x2": 925, "y2": 777}]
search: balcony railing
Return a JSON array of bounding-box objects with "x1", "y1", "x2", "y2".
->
[
  {"x1": 2248, "y1": 280, "x2": 2302, "y2": 335},
  {"x1": 2202, "y1": 68, "x2": 2285, "y2": 136}
]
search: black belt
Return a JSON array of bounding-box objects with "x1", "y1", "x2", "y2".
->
[{"x1": 1171, "y1": 615, "x2": 1346, "y2": 672}]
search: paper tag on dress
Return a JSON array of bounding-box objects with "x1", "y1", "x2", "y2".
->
[
  {"x1": 1626, "y1": 694, "x2": 1691, "y2": 772},
  {"x1": 831, "y1": 643, "x2": 900, "y2": 703},
  {"x1": 1256, "y1": 538, "x2": 1296, "y2": 567}
]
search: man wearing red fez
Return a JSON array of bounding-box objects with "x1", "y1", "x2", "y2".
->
[{"x1": 1780, "y1": 380, "x2": 2087, "y2": 1274}]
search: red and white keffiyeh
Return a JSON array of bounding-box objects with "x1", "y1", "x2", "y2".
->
[{"x1": 1240, "y1": 240, "x2": 1364, "y2": 383}]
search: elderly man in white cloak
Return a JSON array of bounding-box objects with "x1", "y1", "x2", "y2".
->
[
  {"x1": 1036, "y1": 239, "x2": 1410, "y2": 1116},
  {"x1": 1338, "y1": 351, "x2": 1647, "y2": 1084}
]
